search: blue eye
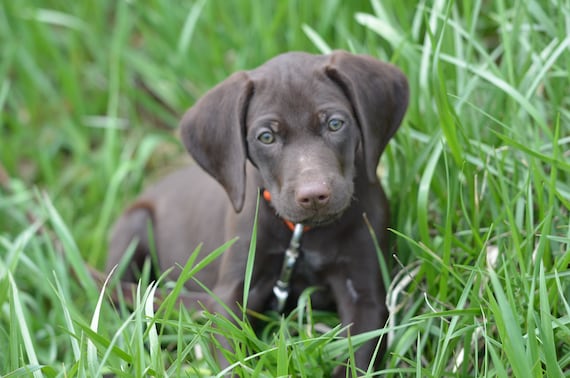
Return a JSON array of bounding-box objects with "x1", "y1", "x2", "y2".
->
[
  {"x1": 328, "y1": 118, "x2": 344, "y2": 131},
  {"x1": 258, "y1": 131, "x2": 275, "y2": 144}
]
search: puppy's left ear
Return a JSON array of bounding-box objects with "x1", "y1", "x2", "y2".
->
[{"x1": 325, "y1": 51, "x2": 409, "y2": 182}]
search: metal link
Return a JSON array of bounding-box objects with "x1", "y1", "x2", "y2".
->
[{"x1": 273, "y1": 223, "x2": 304, "y2": 312}]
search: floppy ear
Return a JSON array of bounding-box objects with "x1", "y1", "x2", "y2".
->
[
  {"x1": 324, "y1": 50, "x2": 409, "y2": 182},
  {"x1": 179, "y1": 71, "x2": 253, "y2": 212}
]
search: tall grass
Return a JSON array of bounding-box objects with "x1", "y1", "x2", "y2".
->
[{"x1": 1, "y1": 0, "x2": 569, "y2": 376}]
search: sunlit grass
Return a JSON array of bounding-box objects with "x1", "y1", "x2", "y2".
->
[{"x1": 1, "y1": 0, "x2": 569, "y2": 376}]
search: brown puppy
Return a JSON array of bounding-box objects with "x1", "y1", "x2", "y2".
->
[{"x1": 107, "y1": 50, "x2": 408, "y2": 375}]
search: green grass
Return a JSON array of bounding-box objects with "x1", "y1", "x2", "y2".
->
[{"x1": 1, "y1": 0, "x2": 569, "y2": 376}]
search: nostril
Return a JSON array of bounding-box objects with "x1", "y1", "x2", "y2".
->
[{"x1": 296, "y1": 182, "x2": 331, "y2": 209}]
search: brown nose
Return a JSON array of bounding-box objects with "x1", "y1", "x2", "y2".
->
[{"x1": 296, "y1": 182, "x2": 331, "y2": 209}]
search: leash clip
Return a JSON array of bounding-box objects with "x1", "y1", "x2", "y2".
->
[{"x1": 273, "y1": 223, "x2": 304, "y2": 312}]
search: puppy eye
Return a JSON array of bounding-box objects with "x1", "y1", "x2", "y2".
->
[
  {"x1": 257, "y1": 131, "x2": 275, "y2": 144},
  {"x1": 327, "y1": 118, "x2": 345, "y2": 131}
]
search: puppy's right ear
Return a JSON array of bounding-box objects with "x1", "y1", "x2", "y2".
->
[{"x1": 180, "y1": 72, "x2": 253, "y2": 212}]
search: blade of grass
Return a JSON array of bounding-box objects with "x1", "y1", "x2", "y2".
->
[
  {"x1": 176, "y1": 0, "x2": 207, "y2": 58},
  {"x1": 243, "y1": 192, "x2": 260, "y2": 317},
  {"x1": 145, "y1": 282, "x2": 162, "y2": 375},
  {"x1": 487, "y1": 268, "x2": 533, "y2": 377},
  {"x1": 302, "y1": 24, "x2": 332, "y2": 54},
  {"x1": 539, "y1": 262, "x2": 564, "y2": 377},
  {"x1": 276, "y1": 320, "x2": 289, "y2": 377},
  {"x1": 52, "y1": 273, "x2": 81, "y2": 361},
  {"x1": 430, "y1": 0, "x2": 464, "y2": 165},
  {"x1": 8, "y1": 273, "x2": 43, "y2": 378},
  {"x1": 41, "y1": 191, "x2": 97, "y2": 292},
  {"x1": 87, "y1": 266, "x2": 115, "y2": 376},
  {"x1": 417, "y1": 137, "x2": 443, "y2": 247}
]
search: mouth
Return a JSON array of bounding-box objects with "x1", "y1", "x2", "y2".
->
[{"x1": 283, "y1": 209, "x2": 345, "y2": 228}]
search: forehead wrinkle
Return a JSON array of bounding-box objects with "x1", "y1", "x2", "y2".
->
[
  {"x1": 247, "y1": 68, "x2": 352, "y2": 135},
  {"x1": 248, "y1": 79, "x2": 315, "y2": 120}
]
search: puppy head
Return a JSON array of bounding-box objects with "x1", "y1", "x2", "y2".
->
[{"x1": 180, "y1": 51, "x2": 408, "y2": 224}]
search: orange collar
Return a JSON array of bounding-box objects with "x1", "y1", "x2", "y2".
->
[{"x1": 262, "y1": 189, "x2": 311, "y2": 232}]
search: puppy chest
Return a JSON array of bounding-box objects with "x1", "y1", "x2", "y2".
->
[{"x1": 289, "y1": 248, "x2": 335, "y2": 307}]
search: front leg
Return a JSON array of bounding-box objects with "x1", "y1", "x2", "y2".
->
[{"x1": 328, "y1": 265, "x2": 387, "y2": 376}]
